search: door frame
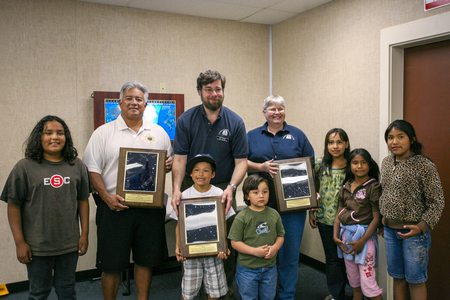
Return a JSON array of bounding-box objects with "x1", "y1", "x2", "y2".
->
[{"x1": 379, "y1": 10, "x2": 450, "y2": 300}]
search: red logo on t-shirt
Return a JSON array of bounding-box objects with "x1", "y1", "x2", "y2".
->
[{"x1": 44, "y1": 175, "x2": 70, "y2": 188}]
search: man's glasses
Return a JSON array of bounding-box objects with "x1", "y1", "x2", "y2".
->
[{"x1": 202, "y1": 88, "x2": 223, "y2": 94}]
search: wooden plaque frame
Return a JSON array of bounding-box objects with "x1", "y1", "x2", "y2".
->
[
  {"x1": 179, "y1": 197, "x2": 228, "y2": 258},
  {"x1": 273, "y1": 157, "x2": 318, "y2": 212},
  {"x1": 116, "y1": 148, "x2": 166, "y2": 208}
]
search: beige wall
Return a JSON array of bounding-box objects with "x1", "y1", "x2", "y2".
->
[
  {"x1": 1, "y1": 0, "x2": 450, "y2": 287},
  {"x1": 0, "y1": 0, "x2": 269, "y2": 284},
  {"x1": 272, "y1": 0, "x2": 450, "y2": 264}
]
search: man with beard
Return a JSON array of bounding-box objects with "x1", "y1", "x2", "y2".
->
[{"x1": 171, "y1": 70, "x2": 248, "y2": 300}]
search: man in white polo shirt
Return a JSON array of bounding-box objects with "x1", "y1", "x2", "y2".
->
[{"x1": 83, "y1": 81, "x2": 173, "y2": 300}]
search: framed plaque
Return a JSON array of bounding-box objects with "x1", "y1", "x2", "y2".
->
[
  {"x1": 116, "y1": 148, "x2": 166, "y2": 208},
  {"x1": 179, "y1": 197, "x2": 228, "y2": 258},
  {"x1": 273, "y1": 157, "x2": 317, "y2": 212}
]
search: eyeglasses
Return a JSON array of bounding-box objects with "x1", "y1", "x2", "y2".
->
[
  {"x1": 202, "y1": 88, "x2": 223, "y2": 94},
  {"x1": 265, "y1": 107, "x2": 285, "y2": 113}
]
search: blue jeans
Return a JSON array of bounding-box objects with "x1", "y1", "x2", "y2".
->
[
  {"x1": 384, "y1": 226, "x2": 431, "y2": 284},
  {"x1": 318, "y1": 222, "x2": 347, "y2": 300},
  {"x1": 236, "y1": 263, "x2": 277, "y2": 300},
  {"x1": 26, "y1": 251, "x2": 78, "y2": 300},
  {"x1": 277, "y1": 210, "x2": 306, "y2": 300}
]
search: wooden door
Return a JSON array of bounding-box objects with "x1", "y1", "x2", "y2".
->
[{"x1": 403, "y1": 39, "x2": 450, "y2": 298}]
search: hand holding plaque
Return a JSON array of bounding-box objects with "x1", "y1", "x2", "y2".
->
[
  {"x1": 178, "y1": 197, "x2": 228, "y2": 258},
  {"x1": 116, "y1": 148, "x2": 167, "y2": 208},
  {"x1": 273, "y1": 157, "x2": 318, "y2": 212}
]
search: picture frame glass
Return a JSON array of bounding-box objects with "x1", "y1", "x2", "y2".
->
[
  {"x1": 123, "y1": 151, "x2": 159, "y2": 192},
  {"x1": 280, "y1": 161, "x2": 311, "y2": 200},
  {"x1": 184, "y1": 201, "x2": 219, "y2": 245}
]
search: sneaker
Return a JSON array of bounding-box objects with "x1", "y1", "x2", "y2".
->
[{"x1": 324, "y1": 296, "x2": 334, "y2": 300}]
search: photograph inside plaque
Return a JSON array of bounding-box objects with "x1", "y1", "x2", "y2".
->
[
  {"x1": 123, "y1": 151, "x2": 158, "y2": 192},
  {"x1": 280, "y1": 162, "x2": 310, "y2": 200},
  {"x1": 184, "y1": 201, "x2": 219, "y2": 245}
]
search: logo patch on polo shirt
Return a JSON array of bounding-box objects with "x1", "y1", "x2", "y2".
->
[
  {"x1": 144, "y1": 134, "x2": 157, "y2": 143},
  {"x1": 282, "y1": 134, "x2": 295, "y2": 140},
  {"x1": 217, "y1": 129, "x2": 231, "y2": 142}
]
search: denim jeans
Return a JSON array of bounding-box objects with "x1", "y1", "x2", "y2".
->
[
  {"x1": 318, "y1": 222, "x2": 348, "y2": 300},
  {"x1": 384, "y1": 226, "x2": 431, "y2": 284},
  {"x1": 277, "y1": 210, "x2": 306, "y2": 300},
  {"x1": 26, "y1": 251, "x2": 78, "y2": 300},
  {"x1": 236, "y1": 263, "x2": 277, "y2": 300}
]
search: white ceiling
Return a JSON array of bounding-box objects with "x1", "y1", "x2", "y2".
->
[{"x1": 77, "y1": 0, "x2": 335, "y2": 25}]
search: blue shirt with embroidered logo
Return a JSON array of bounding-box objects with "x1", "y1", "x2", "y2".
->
[
  {"x1": 174, "y1": 104, "x2": 248, "y2": 184},
  {"x1": 247, "y1": 122, "x2": 314, "y2": 208}
]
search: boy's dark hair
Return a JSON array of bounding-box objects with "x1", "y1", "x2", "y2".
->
[
  {"x1": 384, "y1": 119, "x2": 423, "y2": 155},
  {"x1": 317, "y1": 128, "x2": 350, "y2": 176},
  {"x1": 344, "y1": 148, "x2": 380, "y2": 183},
  {"x1": 185, "y1": 153, "x2": 216, "y2": 175},
  {"x1": 196, "y1": 70, "x2": 226, "y2": 92},
  {"x1": 24, "y1": 115, "x2": 78, "y2": 165},
  {"x1": 242, "y1": 175, "x2": 269, "y2": 206}
]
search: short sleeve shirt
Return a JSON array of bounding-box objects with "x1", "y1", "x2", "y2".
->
[
  {"x1": 83, "y1": 115, "x2": 173, "y2": 194},
  {"x1": 1, "y1": 158, "x2": 91, "y2": 256},
  {"x1": 173, "y1": 105, "x2": 248, "y2": 184},
  {"x1": 247, "y1": 122, "x2": 314, "y2": 208},
  {"x1": 169, "y1": 185, "x2": 235, "y2": 220},
  {"x1": 228, "y1": 206, "x2": 285, "y2": 269}
]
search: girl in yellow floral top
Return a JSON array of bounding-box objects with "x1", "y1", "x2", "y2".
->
[{"x1": 309, "y1": 128, "x2": 350, "y2": 300}]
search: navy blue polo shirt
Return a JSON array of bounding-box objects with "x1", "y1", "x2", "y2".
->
[
  {"x1": 174, "y1": 104, "x2": 248, "y2": 184},
  {"x1": 247, "y1": 122, "x2": 314, "y2": 208}
]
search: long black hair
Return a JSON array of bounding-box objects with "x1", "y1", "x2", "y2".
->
[
  {"x1": 344, "y1": 148, "x2": 379, "y2": 183},
  {"x1": 24, "y1": 115, "x2": 78, "y2": 165},
  {"x1": 317, "y1": 128, "x2": 350, "y2": 176},
  {"x1": 384, "y1": 120, "x2": 423, "y2": 155}
]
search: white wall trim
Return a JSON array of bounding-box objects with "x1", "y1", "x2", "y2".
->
[{"x1": 379, "y1": 10, "x2": 450, "y2": 300}]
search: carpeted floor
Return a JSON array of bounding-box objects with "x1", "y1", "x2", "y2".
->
[{"x1": 2, "y1": 261, "x2": 353, "y2": 300}]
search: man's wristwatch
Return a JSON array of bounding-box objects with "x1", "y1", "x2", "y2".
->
[{"x1": 227, "y1": 183, "x2": 237, "y2": 191}]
